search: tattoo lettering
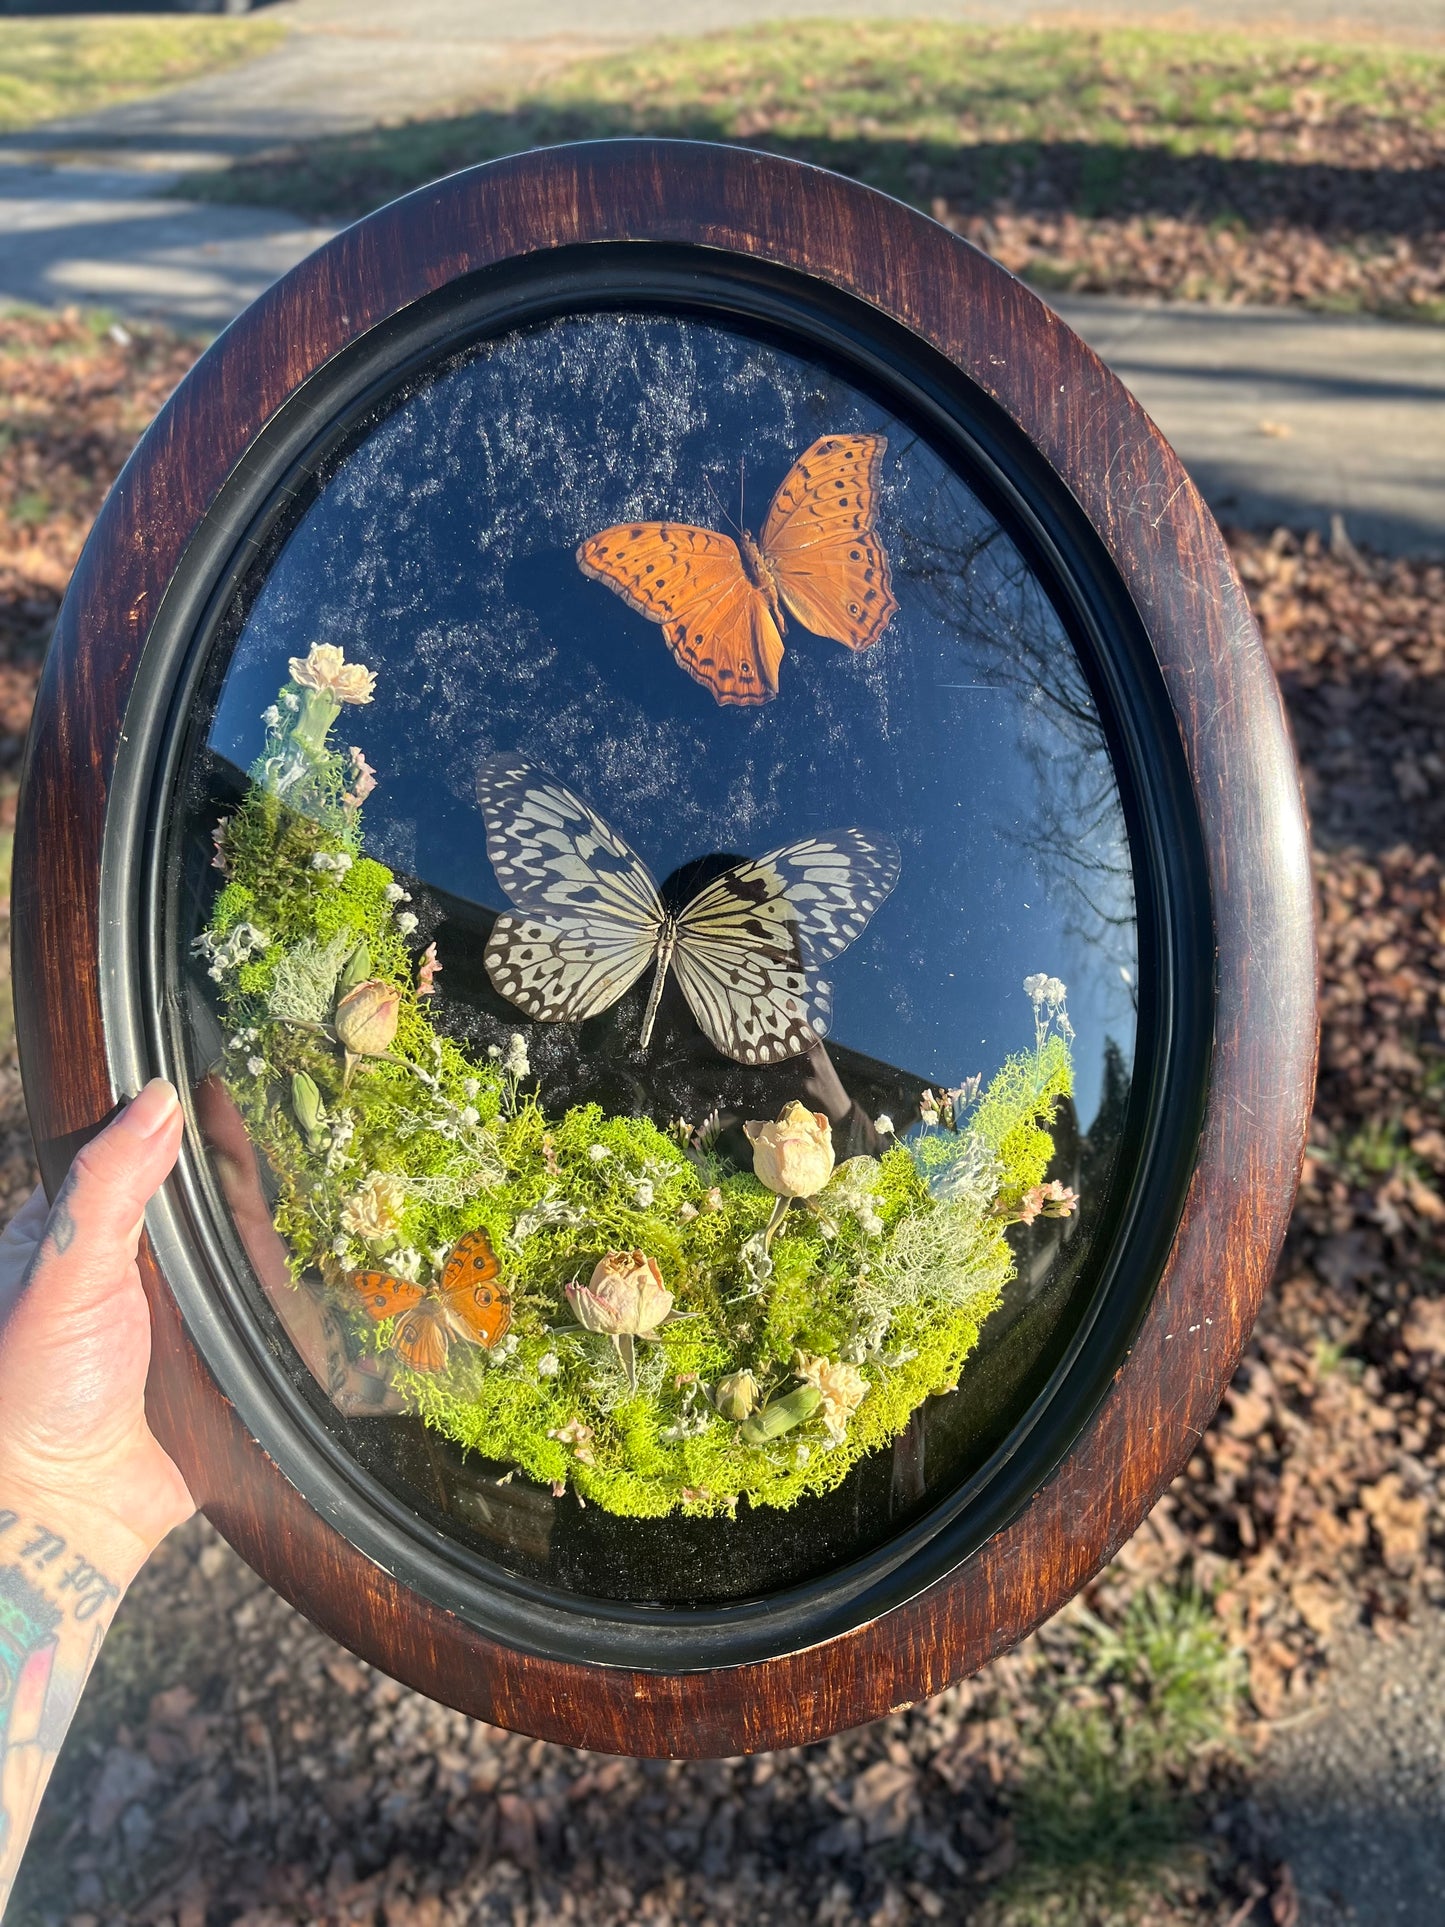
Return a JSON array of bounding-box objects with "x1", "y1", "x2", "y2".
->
[
  {"x1": 57, "y1": 1557, "x2": 120, "y2": 1623},
  {"x1": 18, "y1": 1530, "x2": 65, "y2": 1569}
]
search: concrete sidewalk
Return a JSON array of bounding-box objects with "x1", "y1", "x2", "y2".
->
[
  {"x1": 0, "y1": 0, "x2": 1438, "y2": 554},
  {"x1": 0, "y1": 166, "x2": 1434, "y2": 556}
]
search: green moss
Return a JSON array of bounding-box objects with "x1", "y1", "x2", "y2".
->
[{"x1": 205, "y1": 657, "x2": 1077, "y2": 1519}]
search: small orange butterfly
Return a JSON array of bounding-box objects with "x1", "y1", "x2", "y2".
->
[
  {"x1": 577, "y1": 433, "x2": 897, "y2": 707},
  {"x1": 350, "y1": 1228, "x2": 511, "y2": 1374}
]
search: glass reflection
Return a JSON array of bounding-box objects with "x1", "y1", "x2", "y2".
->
[{"x1": 172, "y1": 309, "x2": 1139, "y2": 1604}]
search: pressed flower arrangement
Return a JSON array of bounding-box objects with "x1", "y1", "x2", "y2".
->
[{"x1": 200, "y1": 646, "x2": 1077, "y2": 1520}]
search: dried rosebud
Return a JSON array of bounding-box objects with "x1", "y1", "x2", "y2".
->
[
  {"x1": 739, "y1": 1383, "x2": 822, "y2": 1447},
  {"x1": 290, "y1": 1071, "x2": 326, "y2": 1151},
  {"x1": 714, "y1": 1369, "x2": 760, "y2": 1422},
  {"x1": 744, "y1": 1101, "x2": 835, "y2": 1198},
  {"x1": 566, "y1": 1250, "x2": 672, "y2": 1337},
  {"x1": 334, "y1": 979, "x2": 399, "y2": 1083}
]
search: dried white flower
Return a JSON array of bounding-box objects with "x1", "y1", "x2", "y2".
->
[
  {"x1": 503, "y1": 1034, "x2": 530, "y2": 1080},
  {"x1": 463, "y1": 1078, "x2": 480, "y2": 1099},
  {"x1": 459, "y1": 1106, "x2": 480, "y2": 1128},
  {"x1": 395, "y1": 911, "x2": 418, "y2": 935},
  {"x1": 874, "y1": 1114, "x2": 895, "y2": 1138},
  {"x1": 384, "y1": 883, "x2": 410, "y2": 904},
  {"x1": 289, "y1": 643, "x2": 376, "y2": 705},
  {"x1": 246, "y1": 1055, "x2": 267, "y2": 1078},
  {"x1": 588, "y1": 1143, "x2": 610, "y2": 1163},
  {"x1": 261, "y1": 704, "x2": 281, "y2": 729},
  {"x1": 537, "y1": 1351, "x2": 560, "y2": 1379},
  {"x1": 633, "y1": 1179, "x2": 655, "y2": 1209}
]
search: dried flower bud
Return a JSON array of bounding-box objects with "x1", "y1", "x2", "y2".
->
[
  {"x1": 334, "y1": 979, "x2": 399, "y2": 1083},
  {"x1": 714, "y1": 1369, "x2": 760, "y2": 1422},
  {"x1": 744, "y1": 1101, "x2": 835, "y2": 1198},
  {"x1": 567, "y1": 1250, "x2": 672, "y2": 1337},
  {"x1": 290, "y1": 1071, "x2": 326, "y2": 1151},
  {"x1": 739, "y1": 1383, "x2": 822, "y2": 1447},
  {"x1": 335, "y1": 940, "x2": 372, "y2": 998}
]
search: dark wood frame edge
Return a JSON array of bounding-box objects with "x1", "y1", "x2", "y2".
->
[{"x1": 14, "y1": 141, "x2": 1317, "y2": 1757}]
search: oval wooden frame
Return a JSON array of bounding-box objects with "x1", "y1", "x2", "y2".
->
[{"x1": 15, "y1": 142, "x2": 1315, "y2": 1757}]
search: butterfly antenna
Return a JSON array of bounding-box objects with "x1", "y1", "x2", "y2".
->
[{"x1": 702, "y1": 468, "x2": 742, "y2": 538}]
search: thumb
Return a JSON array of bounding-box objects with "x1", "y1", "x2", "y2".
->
[{"x1": 27, "y1": 1079, "x2": 182, "y2": 1314}]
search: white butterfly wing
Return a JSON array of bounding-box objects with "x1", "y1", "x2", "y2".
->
[
  {"x1": 671, "y1": 898, "x2": 824, "y2": 1067},
  {"x1": 477, "y1": 756, "x2": 663, "y2": 925},
  {"x1": 754, "y1": 829, "x2": 902, "y2": 969},
  {"x1": 485, "y1": 913, "x2": 657, "y2": 1024},
  {"x1": 673, "y1": 829, "x2": 899, "y2": 1064},
  {"x1": 477, "y1": 756, "x2": 663, "y2": 1025}
]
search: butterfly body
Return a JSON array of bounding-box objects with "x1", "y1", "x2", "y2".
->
[
  {"x1": 478, "y1": 757, "x2": 900, "y2": 1066},
  {"x1": 638, "y1": 921, "x2": 680, "y2": 1052},
  {"x1": 737, "y1": 528, "x2": 783, "y2": 622},
  {"x1": 577, "y1": 434, "x2": 896, "y2": 706},
  {"x1": 351, "y1": 1228, "x2": 510, "y2": 1373}
]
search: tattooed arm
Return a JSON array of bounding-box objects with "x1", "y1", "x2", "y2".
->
[{"x1": 0, "y1": 1081, "x2": 193, "y2": 1908}]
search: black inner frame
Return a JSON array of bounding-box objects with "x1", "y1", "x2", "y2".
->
[{"x1": 101, "y1": 241, "x2": 1214, "y2": 1672}]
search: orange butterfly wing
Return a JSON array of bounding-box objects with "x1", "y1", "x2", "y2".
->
[
  {"x1": 349, "y1": 1271, "x2": 451, "y2": 1374},
  {"x1": 391, "y1": 1305, "x2": 452, "y2": 1374},
  {"x1": 351, "y1": 1271, "x2": 426, "y2": 1324},
  {"x1": 437, "y1": 1228, "x2": 512, "y2": 1350},
  {"x1": 577, "y1": 522, "x2": 784, "y2": 707},
  {"x1": 761, "y1": 433, "x2": 897, "y2": 652}
]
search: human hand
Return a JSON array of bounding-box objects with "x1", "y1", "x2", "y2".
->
[
  {"x1": 0, "y1": 1078, "x2": 195, "y2": 1579},
  {"x1": 0, "y1": 1080, "x2": 195, "y2": 1900}
]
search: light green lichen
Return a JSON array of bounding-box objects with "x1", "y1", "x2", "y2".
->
[{"x1": 203, "y1": 648, "x2": 1077, "y2": 1519}]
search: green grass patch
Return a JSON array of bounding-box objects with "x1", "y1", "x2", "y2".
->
[
  {"x1": 0, "y1": 14, "x2": 286, "y2": 136},
  {"x1": 180, "y1": 20, "x2": 1445, "y2": 222},
  {"x1": 988, "y1": 1587, "x2": 1244, "y2": 1926}
]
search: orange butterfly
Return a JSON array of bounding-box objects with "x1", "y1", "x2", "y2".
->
[
  {"x1": 350, "y1": 1228, "x2": 511, "y2": 1373},
  {"x1": 577, "y1": 433, "x2": 897, "y2": 707}
]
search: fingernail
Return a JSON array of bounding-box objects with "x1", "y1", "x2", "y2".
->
[{"x1": 119, "y1": 1078, "x2": 180, "y2": 1140}]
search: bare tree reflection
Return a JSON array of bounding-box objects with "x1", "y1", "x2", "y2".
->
[{"x1": 889, "y1": 431, "x2": 1138, "y2": 995}]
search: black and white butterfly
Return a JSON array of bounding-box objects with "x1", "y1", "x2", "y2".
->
[{"x1": 477, "y1": 755, "x2": 901, "y2": 1065}]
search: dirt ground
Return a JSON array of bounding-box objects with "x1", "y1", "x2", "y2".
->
[{"x1": 1, "y1": 313, "x2": 1442, "y2": 1925}]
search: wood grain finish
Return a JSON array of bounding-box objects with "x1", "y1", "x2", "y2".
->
[{"x1": 13, "y1": 142, "x2": 1316, "y2": 1757}]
